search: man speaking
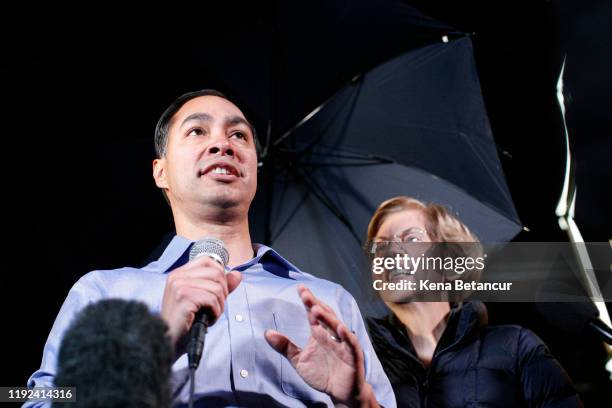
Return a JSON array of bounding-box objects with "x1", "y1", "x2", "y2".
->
[{"x1": 26, "y1": 90, "x2": 394, "y2": 407}]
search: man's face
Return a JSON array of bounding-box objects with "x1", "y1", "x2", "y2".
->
[{"x1": 153, "y1": 95, "x2": 258, "y2": 213}]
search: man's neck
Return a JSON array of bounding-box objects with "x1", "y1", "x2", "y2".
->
[{"x1": 174, "y1": 209, "x2": 255, "y2": 267}]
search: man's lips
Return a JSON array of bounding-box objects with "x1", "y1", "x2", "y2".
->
[{"x1": 199, "y1": 161, "x2": 241, "y2": 179}]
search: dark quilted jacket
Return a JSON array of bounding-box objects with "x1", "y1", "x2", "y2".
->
[{"x1": 366, "y1": 301, "x2": 582, "y2": 407}]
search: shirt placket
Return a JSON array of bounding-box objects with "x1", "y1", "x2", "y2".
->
[{"x1": 226, "y1": 276, "x2": 257, "y2": 398}]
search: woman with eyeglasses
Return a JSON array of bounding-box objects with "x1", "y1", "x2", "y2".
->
[{"x1": 365, "y1": 196, "x2": 581, "y2": 407}]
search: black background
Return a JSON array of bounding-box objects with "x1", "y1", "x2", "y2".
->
[{"x1": 4, "y1": 0, "x2": 611, "y2": 405}]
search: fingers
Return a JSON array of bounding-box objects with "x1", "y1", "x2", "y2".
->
[
  {"x1": 173, "y1": 279, "x2": 227, "y2": 319},
  {"x1": 337, "y1": 323, "x2": 367, "y2": 394},
  {"x1": 298, "y1": 285, "x2": 335, "y2": 314},
  {"x1": 298, "y1": 285, "x2": 341, "y2": 333},
  {"x1": 297, "y1": 286, "x2": 364, "y2": 364},
  {"x1": 337, "y1": 323, "x2": 365, "y2": 375},
  {"x1": 264, "y1": 329, "x2": 302, "y2": 362},
  {"x1": 190, "y1": 254, "x2": 226, "y2": 271},
  {"x1": 169, "y1": 257, "x2": 228, "y2": 297},
  {"x1": 180, "y1": 286, "x2": 224, "y2": 324},
  {"x1": 226, "y1": 271, "x2": 242, "y2": 293},
  {"x1": 161, "y1": 256, "x2": 239, "y2": 345},
  {"x1": 310, "y1": 303, "x2": 342, "y2": 334}
]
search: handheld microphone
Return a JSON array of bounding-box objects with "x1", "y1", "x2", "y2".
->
[{"x1": 187, "y1": 238, "x2": 229, "y2": 370}]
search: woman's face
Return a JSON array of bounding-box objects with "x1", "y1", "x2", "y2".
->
[
  {"x1": 375, "y1": 209, "x2": 431, "y2": 244},
  {"x1": 372, "y1": 209, "x2": 438, "y2": 303}
]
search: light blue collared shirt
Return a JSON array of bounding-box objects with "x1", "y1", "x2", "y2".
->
[{"x1": 26, "y1": 236, "x2": 395, "y2": 407}]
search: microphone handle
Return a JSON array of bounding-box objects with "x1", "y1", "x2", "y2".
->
[
  {"x1": 589, "y1": 319, "x2": 612, "y2": 345},
  {"x1": 188, "y1": 309, "x2": 213, "y2": 369},
  {"x1": 186, "y1": 249, "x2": 227, "y2": 370}
]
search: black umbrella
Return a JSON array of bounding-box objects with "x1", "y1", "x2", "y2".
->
[
  {"x1": 196, "y1": 0, "x2": 457, "y2": 139},
  {"x1": 249, "y1": 36, "x2": 521, "y2": 316},
  {"x1": 170, "y1": 1, "x2": 521, "y2": 314}
]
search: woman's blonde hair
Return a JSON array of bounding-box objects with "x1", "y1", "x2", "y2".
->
[
  {"x1": 366, "y1": 196, "x2": 483, "y2": 301},
  {"x1": 367, "y1": 196, "x2": 479, "y2": 244}
]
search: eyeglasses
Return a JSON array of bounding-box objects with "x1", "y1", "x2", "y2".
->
[{"x1": 369, "y1": 227, "x2": 428, "y2": 256}]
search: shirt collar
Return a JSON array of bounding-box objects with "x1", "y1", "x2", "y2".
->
[
  {"x1": 154, "y1": 235, "x2": 303, "y2": 275},
  {"x1": 156, "y1": 235, "x2": 194, "y2": 273},
  {"x1": 233, "y1": 243, "x2": 303, "y2": 274}
]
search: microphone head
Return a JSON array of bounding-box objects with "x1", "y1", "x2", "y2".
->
[
  {"x1": 189, "y1": 238, "x2": 229, "y2": 266},
  {"x1": 535, "y1": 281, "x2": 599, "y2": 334}
]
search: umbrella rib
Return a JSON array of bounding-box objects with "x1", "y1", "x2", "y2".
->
[
  {"x1": 263, "y1": 170, "x2": 274, "y2": 245},
  {"x1": 273, "y1": 98, "x2": 330, "y2": 148},
  {"x1": 272, "y1": 34, "x2": 471, "y2": 151},
  {"x1": 296, "y1": 150, "x2": 397, "y2": 167},
  {"x1": 297, "y1": 161, "x2": 390, "y2": 168},
  {"x1": 269, "y1": 186, "x2": 312, "y2": 243},
  {"x1": 273, "y1": 74, "x2": 364, "y2": 149},
  {"x1": 291, "y1": 80, "x2": 365, "y2": 157},
  {"x1": 278, "y1": 148, "x2": 397, "y2": 166},
  {"x1": 267, "y1": 162, "x2": 308, "y2": 243},
  {"x1": 301, "y1": 150, "x2": 396, "y2": 162},
  {"x1": 262, "y1": 120, "x2": 273, "y2": 159},
  {"x1": 295, "y1": 169, "x2": 363, "y2": 245}
]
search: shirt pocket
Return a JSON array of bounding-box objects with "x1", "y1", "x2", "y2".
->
[{"x1": 273, "y1": 309, "x2": 327, "y2": 403}]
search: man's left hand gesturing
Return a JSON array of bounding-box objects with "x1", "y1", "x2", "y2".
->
[{"x1": 265, "y1": 285, "x2": 378, "y2": 408}]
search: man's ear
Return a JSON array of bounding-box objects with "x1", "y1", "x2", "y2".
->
[{"x1": 153, "y1": 157, "x2": 169, "y2": 189}]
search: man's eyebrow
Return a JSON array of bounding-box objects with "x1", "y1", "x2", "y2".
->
[
  {"x1": 180, "y1": 112, "x2": 213, "y2": 128},
  {"x1": 225, "y1": 115, "x2": 254, "y2": 131},
  {"x1": 179, "y1": 113, "x2": 253, "y2": 132}
]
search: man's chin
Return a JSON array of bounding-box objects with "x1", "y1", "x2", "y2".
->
[{"x1": 207, "y1": 196, "x2": 240, "y2": 210}]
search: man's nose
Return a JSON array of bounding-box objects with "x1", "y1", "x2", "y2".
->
[{"x1": 207, "y1": 140, "x2": 234, "y2": 157}]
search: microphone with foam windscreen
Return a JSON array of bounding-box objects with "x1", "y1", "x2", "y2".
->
[
  {"x1": 187, "y1": 238, "x2": 229, "y2": 370},
  {"x1": 54, "y1": 299, "x2": 173, "y2": 408}
]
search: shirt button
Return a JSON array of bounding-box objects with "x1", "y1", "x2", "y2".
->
[
  {"x1": 235, "y1": 314, "x2": 244, "y2": 322},
  {"x1": 240, "y1": 369, "x2": 249, "y2": 378}
]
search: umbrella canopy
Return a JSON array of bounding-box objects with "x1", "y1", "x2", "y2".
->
[
  {"x1": 196, "y1": 0, "x2": 457, "y2": 139},
  {"x1": 133, "y1": 1, "x2": 520, "y2": 315},
  {"x1": 250, "y1": 37, "x2": 521, "y2": 316}
]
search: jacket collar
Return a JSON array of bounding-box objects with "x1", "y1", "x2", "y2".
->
[{"x1": 367, "y1": 300, "x2": 488, "y2": 365}]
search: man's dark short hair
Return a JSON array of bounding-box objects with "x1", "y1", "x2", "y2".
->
[{"x1": 154, "y1": 89, "x2": 258, "y2": 158}]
